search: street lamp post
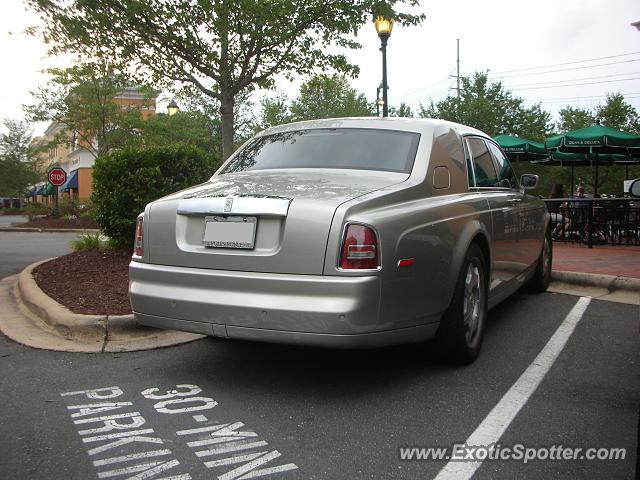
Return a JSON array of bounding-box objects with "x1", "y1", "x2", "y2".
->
[
  {"x1": 374, "y1": 16, "x2": 394, "y2": 117},
  {"x1": 167, "y1": 100, "x2": 180, "y2": 116}
]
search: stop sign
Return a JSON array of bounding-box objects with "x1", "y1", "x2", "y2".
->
[{"x1": 48, "y1": 167, "x2": 67, "y2": 187}]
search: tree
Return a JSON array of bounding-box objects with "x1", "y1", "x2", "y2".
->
[
  {"x1": 595, "y1": 93, "x2": 640, "y2": 133},
  {"x1": 254, "y1": 93, "x2": 293, "y2": 131},
  {"x1": 25, "y1": 63, "x2": 153, "y2": 158},
  {"x1": 289, "y1": 74, "x2": 374, "y2": 121},
  {"x1": 28, "y1": 0, "x2": 424, "y2": 160},
  {"x1": 253, "y1": 75, "x2": 373, "y2": 131},
  {"x1": 391, "y1": 102, "x2": 413, "y2": 117},
  {"x1": 556, "y1": 106, "x2": 594, "y2": 132},
  {"x1": 0, "y1": 120, "x2": 40, "y2": 197},
  {"x1": 171, "y1": 84, "x2": 257, "y2": 151},
  {"x1": 419, "y1": 71, "x2": 552, "y2": 141},
  {"x1": 138, "y1": 111, "x2": 219, "y2": 155}
]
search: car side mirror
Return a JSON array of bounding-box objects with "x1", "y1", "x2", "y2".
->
[
  {"x1": 520, "y1": 174, "x2": 539, "y2": 191},
  {"x1": 629, "y1": 178, "x2": 640, "y2": 198}
]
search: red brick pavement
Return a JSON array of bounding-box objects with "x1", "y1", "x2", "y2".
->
[{"x1": 552, "y1": 243, "x2": 640, "y2": 279}]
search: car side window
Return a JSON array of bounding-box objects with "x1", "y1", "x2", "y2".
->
[
  {"x1": 487, "y1": 141, "x2": 518, "y2": 189},
  {"x1": 466, "y1": 156, "x2": 475, "y2": 188},
  {"x1": 467, "y1": 137, "x2": 498, "y2": 187}
]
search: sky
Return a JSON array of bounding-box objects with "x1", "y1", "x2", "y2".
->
[{"x1": 1, "y1": 0, "x2": 639, "y2": 136}]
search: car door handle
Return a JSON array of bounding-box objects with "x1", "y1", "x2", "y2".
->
[{"x1": 507, "y1": 198, "x2": 522, "y2": 204}]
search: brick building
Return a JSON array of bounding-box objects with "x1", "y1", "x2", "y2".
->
[{"x1": 32, "y1": 86, "x2": 157, "y2": 203}]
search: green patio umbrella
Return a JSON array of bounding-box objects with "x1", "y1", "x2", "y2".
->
[
  {"x1": 544, "y1": 124, "x2": 640, "y2": 194},
  {"x1": 493, "y1": 134, "x2": 548, "y2": 161},
  {"x1": 532, "y1": 151, "x2": 640, "y2": 196},
  {"x1": 545, "y1": 124, "x2": 640, "y2": 153},
  {"x1": 532, "y1": 151, "x2": 634, "y2": 166}
]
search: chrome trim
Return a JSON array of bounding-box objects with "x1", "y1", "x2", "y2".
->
[
  {"x1": 336, "y1": 221, "x2": 382, "y2": 273},
  {"x1": 177, "y1": 196, "x2": 291, "y2": 217}
]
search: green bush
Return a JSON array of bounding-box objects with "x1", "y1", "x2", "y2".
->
[
  {"x1": 1, "y1": 208, "x2": 26, "y2": 215},
  {"x1": 78, "y1": 198, "x2": 95, "y2": 217},
  {"x1": 71, "y1": 232, "x2": 105, "y2": 251},
  {"x1": 58, "y1": 196, "x2": 80, "y2": 217},
  {"x1": 25, "y1": 202, "x2": 51, "y2": 221},
  {"x1": 92, "y1": 145, "x2": 217, "y2": 250}
]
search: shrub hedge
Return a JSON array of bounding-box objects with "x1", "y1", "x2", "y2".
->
[{"x1": 92, "y1": 145, "x2": 217, "y2": 250}]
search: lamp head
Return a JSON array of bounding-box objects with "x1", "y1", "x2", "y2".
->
[
  {"x1": 167, "y1": 100, "x2": 179, "y2": 116},
  {"x1": 374, "y1": 16, "x2": 394, "y2": 39}
]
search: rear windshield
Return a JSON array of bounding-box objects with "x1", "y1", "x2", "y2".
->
[{"x1": 220, "y1": 128, "x2": 420, "y2": 174}]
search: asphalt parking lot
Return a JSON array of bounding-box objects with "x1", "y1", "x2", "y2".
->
[
  {"x1": 0, "y1": 290, "x2": 637, "y2": 479},
  {"x1": 0, "y1": 231, "x2": 77, "y2": 278}
]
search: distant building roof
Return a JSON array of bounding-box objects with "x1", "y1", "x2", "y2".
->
[{"x1": 114, "y1": 86, "x2": 159, "y2": 101}]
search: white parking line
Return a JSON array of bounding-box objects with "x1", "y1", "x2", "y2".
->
[{"x1": 434, "y1": 296, "x2": 592, "y2": 480}]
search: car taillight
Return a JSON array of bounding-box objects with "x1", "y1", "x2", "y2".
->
[
  {"x1": 340, "y1": 224, "x2": 379, "y2": 270},
  {"x1": 133, "y1": 216, "x2": 144, "y2": 257}
]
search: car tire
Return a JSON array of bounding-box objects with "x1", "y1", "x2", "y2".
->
[
  {"x1": 525, "y1": 229, "x2": 552, "y2": 293},
  {"x1": 435, "y1": 243, "x2": 487, "y2": 365}
]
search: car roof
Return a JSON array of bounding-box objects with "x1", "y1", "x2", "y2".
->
[{"x1": 260, "y1": 117, "x2": 490, "y2": 139}]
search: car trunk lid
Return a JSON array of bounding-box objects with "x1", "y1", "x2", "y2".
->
[{"x1": 146, "y1": 169, "x2": 406, "y2": 275}]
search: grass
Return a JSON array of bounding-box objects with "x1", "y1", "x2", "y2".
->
[{"x1": 70, "y1": 232, "x2": 110, "y2": 252}]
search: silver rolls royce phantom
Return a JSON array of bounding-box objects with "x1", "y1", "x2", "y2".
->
[{"x1": 129, "y1": 118, "x2": 551, "y2": 363}]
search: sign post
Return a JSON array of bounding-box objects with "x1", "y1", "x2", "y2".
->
[{"x1": 48, "y1": 167, "x2": 67, "y2": 217}]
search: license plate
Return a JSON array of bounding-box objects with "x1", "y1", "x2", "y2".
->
[{"x1": 202, "y1": 216, "x2": 257, "y2": 249}]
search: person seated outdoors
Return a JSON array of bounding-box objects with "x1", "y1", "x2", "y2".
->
[{"x1": 548, "y1": 184, "x2": 567, "y2": 238}]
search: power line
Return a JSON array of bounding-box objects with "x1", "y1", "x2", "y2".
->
[
  {"x1": 491, "y1": 59, "x2": 640, "y2": 79},
  {"x1": 536, "y1": 92, "x2": 640, "y2": 102},
  {"x1": 403, "y1": 84, "x2": 456, "y2": 107},
  {"x1": 510, "y1": 77, "x2": 640, "y2": 91},
  {"x1": 391, "y1": 69, "x2": 455, "y2": 103},
  {"x1": 538, "y1": 94, "x2": 640, "y2": 104},
  {"x1": 490, "y1": 51, "x2": 640, "y2": 75},
  {"x1": 504, "y1": 71, "x2": 640, "y2": 89}
]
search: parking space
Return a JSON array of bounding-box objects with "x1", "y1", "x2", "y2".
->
[
  {"x1": 0, "y1": 292, "x2": 637, "y2": 479},
  {"x1": 475, "y1": 299, "x2": 639, "y2": 480}
]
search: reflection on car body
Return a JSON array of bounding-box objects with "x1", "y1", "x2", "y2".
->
[{"x1": 129, "y1": 118, "x2": 551, "y2": 364}]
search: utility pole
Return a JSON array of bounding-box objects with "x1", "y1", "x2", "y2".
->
[
  {"x1": 449, "y1": 39, "x2": 462, "y2": 98},
  {"x1": 456, "y1": 38, "x2": 460, "y2": 98}
]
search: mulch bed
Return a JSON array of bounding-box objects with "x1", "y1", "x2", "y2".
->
[
  {"x1": 18, "y1": 216, "x2": 100, "y2": 229},
  {"x1": 33, "y1": 250, "x2": 132, "y2": 315}
]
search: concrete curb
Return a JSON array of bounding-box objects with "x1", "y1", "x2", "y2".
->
[
  {"x1": 0, "y1": 227, "x2": 100, "y2": 233},
  {"x1": 550, "y1": 270, "x2": 640, "y2": 293},
  {"x1": 16, "y1": 259, "x2": 204, "y2": 352},
  {"x1": 9, "y1": 258, "x2": 639, "y2": 353},
  {"x1": 18, "y1": 259, "x2": 107, "y2": 343}
]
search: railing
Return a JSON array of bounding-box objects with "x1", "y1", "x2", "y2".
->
[{"x1": 544, "y1": 198, "x2": 640, "y2": 248}]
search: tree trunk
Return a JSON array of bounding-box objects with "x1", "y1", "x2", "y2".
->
[
  {"x1": 219, "y1": 18, "x2": 234, "y2": 162},
  {"x1": 220, "y1": 93, "x2": 235, "y2": 161}
]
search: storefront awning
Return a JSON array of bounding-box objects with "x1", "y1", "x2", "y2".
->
[
  {"x1": 35, "y1": 185, "x2": 45, "y2": 195},
  {"x1": 43, "y1": 183, "x2": 56, "y2": 196},
  {"x1": 29, "y1": 187, "x2": 37, "y2": 196},
  {"x1": 61, "y1": 170, "x2": 79, "y2": 192}
]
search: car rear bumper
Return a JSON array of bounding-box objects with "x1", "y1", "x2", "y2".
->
[
  {"x1": 134, "y1": 311, "x2": 438, "y2": 348},
  {"x1": 129, "y1": 261, "x2": 439, "y2": 347}
]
